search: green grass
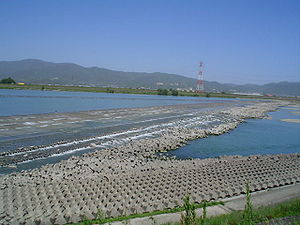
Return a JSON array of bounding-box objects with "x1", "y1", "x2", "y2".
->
[
  {"x1": 67, "y1": 201, "x2": 223, "y2": 225},
  {"x1": 166, "y1": 198, "x2": 300, "y2": 225},
  {"x1": 66, "y1": 198, "x2": 300, "y2": 225}
]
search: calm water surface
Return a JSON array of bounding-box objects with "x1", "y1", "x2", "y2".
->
[
  {"x1": 0, "y1": 89, "x2": 241, "y2": 116},
  {"x1": 163, "y1": 107, "x2": 300, "y2": 158}
]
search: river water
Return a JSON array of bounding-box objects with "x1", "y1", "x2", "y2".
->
[
  {"x1": 163, "y1": 107, "x2": 300, "y2": 159},
  {"x1": 0, "y1": 89, "x2": 241, "y2": 116}
]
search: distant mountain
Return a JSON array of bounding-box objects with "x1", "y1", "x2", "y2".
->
[{"x1": 0, "y1": 59, "x2": 299, "y2": 96}]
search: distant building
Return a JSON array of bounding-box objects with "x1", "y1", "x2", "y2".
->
[
  {"x1": 156, "y1": 82, "x2": 164, "y2": 86},
  {"x1": 17, "y1": 82, "x2": 25, "y2": 85}
]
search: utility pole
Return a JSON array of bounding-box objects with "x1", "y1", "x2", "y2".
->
[{"x1": 196, "y1": 61, "x2": 204, "y2": 92}]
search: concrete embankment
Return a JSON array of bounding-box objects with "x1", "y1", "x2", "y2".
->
[
  {"x1": 107, "y1": 183, "x2": 300, "y2": 225},
  {"x1": 1, "y1": 101, "x2": 299, "y2": 225}
]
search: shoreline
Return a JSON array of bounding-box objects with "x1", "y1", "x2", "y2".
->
[{"x1": 1, "y1": 83, "x2": 299, "y2": 101}]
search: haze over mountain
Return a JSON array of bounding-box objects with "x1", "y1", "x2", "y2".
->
[{"x1": 0, "y1": 59, "x2": 299, "y2": 96}]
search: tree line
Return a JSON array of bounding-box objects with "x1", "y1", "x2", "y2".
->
[{"x1": 157, "y1": 89, "x2": 179, "y2": 96}]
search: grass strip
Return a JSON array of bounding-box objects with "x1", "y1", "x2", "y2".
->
[
  {"x1": 165, "y1": 198, "x2": 300, "y2": 225},
  {"x1": 68, "y1": 201, "x2": 223, "y2": 225}
]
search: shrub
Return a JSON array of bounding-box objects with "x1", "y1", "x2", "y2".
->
[
  {"x1": 180, "y1": 196, "x2": 196, "y2": 225},
  {"x1": 199, "y1": 200, "x2": 207, "y2": 225},
  {"x1": 241, "y1": 182, "x2": 254, "y2": 225}
]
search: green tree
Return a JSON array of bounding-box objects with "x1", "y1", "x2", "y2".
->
[
  {"x1": 0, "y1": 77, "x2": 16, "y2": 84},
  {"x1": 170, "y1": 89, "x2": 179, "y2": 96}
]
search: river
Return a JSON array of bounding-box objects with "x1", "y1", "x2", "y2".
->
[{"x1": 162, "y1": 106, "x2": 300, "y2": 159}]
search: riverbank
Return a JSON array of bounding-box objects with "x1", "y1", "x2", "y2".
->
[
  {"x1": 1, "y1": 83, "x2": 298, "y2": 101},
  {"x1": 1, "y1": 101, "x2": 300, "y2": 225}
]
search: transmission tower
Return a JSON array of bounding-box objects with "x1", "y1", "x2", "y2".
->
[{"x1": 196, "y1": 61, "x2": 204, "y2": 92}]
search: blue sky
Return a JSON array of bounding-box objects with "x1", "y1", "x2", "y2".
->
[{"x1": 0, "y1": 0, "x2": 299, "y2": 84}]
